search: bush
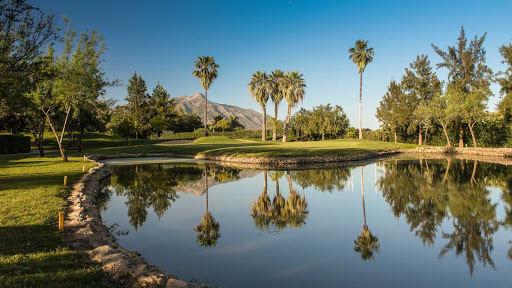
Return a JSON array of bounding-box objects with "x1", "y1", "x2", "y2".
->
[
  {"x1": 154, "y1": 130, "x2": 264, "y2": 140},
  {"x1": 0, "y1": 134, "x2": 31, "y2": 154}
]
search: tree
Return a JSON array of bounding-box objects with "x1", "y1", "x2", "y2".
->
[
  {"x1": 126, "y1": 72, "x2": 149, "y2": 139},
  {"x1": 215, "y1": 118, "x2": 229, "y2": 136},
  {"x1": 282, "y1": 71, "x2": 306, "y2": 142},
  {"x1": 376, "y1": 80, "x2": 404, "y2": 143},
  {"x1": 432, "y1": 27, "x2": 493, "y2": 148},
  {"x1": 107, "y1": 106, "x2": 135, "y2": 142},
  {"x1": 194, "y1": 167, "x2": 221, "y2": 247},
  {"x1": 148, "y1": 82, "x2": 176, "y2": 137},
  {"x1": 349, "y1": 40, "x2": 374, "y2": 139},
  {"x1": 497, "y1": 43, "x2": 512, "y2": 122},
  {"x1": 401, "y1": 55, "x2": 442, "y2": 145},
  {"x1": 269, "y1": 69, "x2": 284, "y2": 141},
  {"x1": 0, "y1": 0, "x2": 56, "y2": 77},
  {"x1": 192, "y1": 56, "x2": 219, "y2": 137},
  {"x1": 249, "y1": 71, "x2": 270, "y2": 141},
  {"x1": 228, "y1": 115, "x2": 244, "y2": 130}
]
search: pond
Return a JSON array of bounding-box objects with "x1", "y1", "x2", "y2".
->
[{"x1": 99, "y1": 157, "x2": 512, "y2": 288}]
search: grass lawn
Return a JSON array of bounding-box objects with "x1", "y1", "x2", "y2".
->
[
  {"x1": 0, "y1": 154, "x2": 114, "y2": 288},
  {"x1": 81, "y1": 136, "x2": 418, "y2": 158}
]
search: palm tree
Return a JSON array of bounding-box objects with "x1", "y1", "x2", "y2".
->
[
  {"x1": 348, "y1": 40, "x2": 374, "y2": 139},
  {"x1": 192, "y1": 56, "x2": 219, "y2": 136},
  {"x1": 194, "y1": 167, "x2": 221, "y2": 247},
  {"x1": 354, "y1": 166, "x2": 380, "y2": 259},
  {"x1": 269, "y1": 69, "x2": 284, "y2": 141},
  {"x1": 249, "y1": 71, "x2": 270, "y2": 141},
  {"x1": 282, "y1": 71, "x2": 306, "y2": 142}
]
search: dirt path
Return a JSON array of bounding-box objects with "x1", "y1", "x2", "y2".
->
[
  {"x1": 159, "y1": 139, "x2": 195, "y2": 145},
  {"x1": 235, "y1": 138, "x2": 258, "y2": 143}
]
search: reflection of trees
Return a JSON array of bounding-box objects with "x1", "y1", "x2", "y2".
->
[
  {"x1": 109, "y1": 164, "x2": 240, "y2": 231},
  {"x1": 378, "y1": 158, "x2": 506, "y2": 274},
  {"x1": 289, "y1": 168, "x2": 351, "y2": 192},
  {"x1": 251, "y1": 171, "x2": 308, "y2": 231},
  {"x1": 194, "y1": 167, "x2": 221, "y2": 247},
  {"x1": 354, "y1": 167, "x2": 380, "y2": 260}
]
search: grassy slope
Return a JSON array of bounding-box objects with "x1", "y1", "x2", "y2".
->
[
  {"x1": 82, "y1": 136, "x2": 418, "y2": 158},
  {"x1": 0, "y1": 154, "x2": 113, "y2": 288}
]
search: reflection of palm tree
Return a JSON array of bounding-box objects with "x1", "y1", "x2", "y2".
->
[
  {"x1": 250, "y1": 171, "x2": 308, "y2": 231},
  {"x1": 194, "y1": 167, "x2": 221, "y2": 247},
  {"x1": 354, "y1": 166, "x2": 380, "y2": 260}
]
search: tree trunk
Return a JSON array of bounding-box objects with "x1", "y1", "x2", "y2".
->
[
  {"x1": 359, "y1": 72, "x2": 363, "y2": 139},
  {"x1": 471, "y1": 160, "x2": 478, "y2": 185},
  {"x1": 424, "y1": 127, "x2": 428, "y2": 145},
  {"x1": 418, "y1": 128, "x2": 422, "y2": 145},
  {"x1": 261, "y1": 106, "x2": 266, "y2": 141},
  {"x1": 394, "y1": 131, "x2": 397, "y2": 143},
  {"x1": 441, "y1": 123, "x2": 451, "y2": 147},
  {"x1": 46, "y1": 116, "x2": 68, "y2": 162},
  {"x1": 468, "y1": 122, "x2": 477, "y2": 148},
  {"x1": 273, "y1": 102, "x2": 278, "y2": 141},
  {"x1": 78, "y1": 128, "x2": 84, "y2": 152},
  {"x1": 443, "y1": 157, "x2": 451, "y2": 183},
  {"x1": 322, "y1": 133, "x2": 325, "y2": 141},
  {"x1": 36, "y1": 118, "x2": 45, "y2": 157},
  {"x1": 458, "y1": 125, "x2": 464, "y2": 148},
  {"x1": 275, "y1": 178, "x2": 280, "y2": 197},
  {"x1": 263, "y1": 171, "x2": 267, "y2": 193},
  {"x1": 282, "y1": 104, "x2": 292, "y2": 142},
  {"x1": 204, "y1": 168, "x2": 209, "y2": 212},
  {"x1": 204, "y1": 89, "x2": 209, "y2": 136},
  {"x1": 360, "y1": 166, "x2": 366, "y2": 227}
]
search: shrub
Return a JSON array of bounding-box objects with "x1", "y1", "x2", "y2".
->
[{"x1": 0, "y1": 134, "x2": 31, "y2": 154}]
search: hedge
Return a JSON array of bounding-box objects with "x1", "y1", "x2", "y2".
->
[{"x1": 0, "y1": 134, "x2": 31, "y2": 154}]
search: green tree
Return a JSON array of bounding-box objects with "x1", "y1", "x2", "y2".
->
[
  {"x1": 497, "y1": 43, "x2": 512, "y2": 122},
  {"x1": 349, "y1": 40, "x2": 374, "y2": 139},
  {"x1": 432, "y1": 27, "x2": 493, "y2": 148},
  {"x1": 148, "y1": 82, "x2": 175, "y2": 137},
  {"x1": 376, "y1": 80, "x2": 406, "y2": 143},
  {"x1": 126, "y1": 72, "x2": 149, "y2": 139},
  {"x1": 192, "y1": 56, "x2": 219, "y2": 136},
  {"x1": 215, "y1": 118, "x2": 229, "y2": 136},
  {"x1": 282, "y1": 71, "x2": 306, "y2": 142},
  {"x1": 269, "y1": 69, "x2": 285, "y2": 141},
  {"x1": 194, "y1": 167, "x2": 221, "y2": 247},
  {"x1": 107, "y1": 106, "x2": 135, "y2": 142},
  {"x1": 249, "y1": 71, "x2": 270, "y2": 141},
  {"x1": 401, "y1": 55, "x2": 442, "y2": 145},
  {"x1": 228, "y1": 115, "x2": 244, "y2": 130}
]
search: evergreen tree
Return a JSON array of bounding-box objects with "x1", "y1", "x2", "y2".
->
[
  {"x1": 497, "y1": 43, "x2": 512, "y2": 122},
  {"x1": 126, "y1": 72, "x2": 149, "y2": 139}
]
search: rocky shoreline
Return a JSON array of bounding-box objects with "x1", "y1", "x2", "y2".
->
[{"x1": 74, "y1": 146, "x2": 511, "y2": 288}]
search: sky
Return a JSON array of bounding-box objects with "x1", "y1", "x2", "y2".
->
[{"x1": 36, "y1": 0, "x2": 512, "y2": 129}]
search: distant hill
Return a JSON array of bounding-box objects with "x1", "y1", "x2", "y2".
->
[{"x1": 172, "y1": 93, "x2": 270, "y2": 130}]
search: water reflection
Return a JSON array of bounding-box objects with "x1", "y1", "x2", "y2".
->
[
  {"x1": 377, "y1": 158, "x2": 512, "y2": 275},
  {"x1": 250, "y1": 171, "x2": 309, "y2": 231},
  {"x1": 354, "y1": 166, "x2": 380, "y2": 260},
  {"x1": 194, "y1": 167, "x2": 221, "y2": 247}
]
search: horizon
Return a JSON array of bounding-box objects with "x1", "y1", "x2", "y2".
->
[{"x1": 38, "y1": 0, "x2": 512, "y2": 129}]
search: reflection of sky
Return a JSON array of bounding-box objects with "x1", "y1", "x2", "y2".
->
[{"x1": 101, "y1": 161, "x2": 512, "y2": 288}]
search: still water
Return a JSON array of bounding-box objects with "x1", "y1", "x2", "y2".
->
[{"x1": 99, "y1": 157, "x2": 512, "y2": 288}]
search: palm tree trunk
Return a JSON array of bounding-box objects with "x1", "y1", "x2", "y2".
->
[
  {"x1": 282, "y1": 104, "x2": 292, "y2": 143},
  {"x1": 286, "y1": 172, "x2": 295, "y2": 196},
  {"x1": 204, "y1": 89, "x2": 209, "y2": 137},
  {"x1": 263, "y1": 171, "x2": 268, "y2": 192},
  {"x1": 204, "y1": 168, "x2": 209, "y2": 212},
  {"x1": 359, "y1": 72, "x2": 363, "y2": 140},
  {"x1": 394, "y1": 131, "x2": 397, "y2": 143},
  {"x1": 418, "y1": 128, "x2": 422, "y2": 145},
  {"x1": 360, "y1": 166, "x2": 366, "y2": 227},
  {"x1": 468, "y1": 122, "x2": 477, "y2": 148},
  {"x1": 262, "y1": 106, "x2": 266, "y2": 141},
  {"x1": 273, "y1": 102, "x2": 278, "y2": 141},
  {"x1": 275, "y1": 178, "x2": 280, "y2": 196}
]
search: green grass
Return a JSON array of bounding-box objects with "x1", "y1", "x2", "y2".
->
[
  {"x1": 79, "y1": 136, "x2": 418, "y2": 158},
  {"x1": 0, "y1": 154, "x2": 114, "y2": 288}
]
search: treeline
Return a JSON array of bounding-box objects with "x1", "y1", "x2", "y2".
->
[
  {"x1": 289, "y1": 104, "x2": 350, "y2": 141},
  {"x1": 376, "y1": 27, "x2": 512, "y2": 148}
]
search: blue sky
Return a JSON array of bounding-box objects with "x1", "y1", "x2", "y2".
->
[{"x1": 37, "y1": 0, "x2": 512, "y2": 129}]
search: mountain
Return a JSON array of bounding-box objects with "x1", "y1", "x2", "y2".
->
[{"x1": 172, "y1": 93, "x2": 270, "y2": 130}]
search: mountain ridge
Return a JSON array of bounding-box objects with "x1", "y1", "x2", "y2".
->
[{"x1": 172, "y1": 93, "x2": 270, "y2": 130}]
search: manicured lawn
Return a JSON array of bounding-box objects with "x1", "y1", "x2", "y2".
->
[
  {"x1": 83, "y1": 136, "x2": 418, "y2": 158},
  {"x1": 0, "y1": 154, "x2": 114, "y2": 288}
]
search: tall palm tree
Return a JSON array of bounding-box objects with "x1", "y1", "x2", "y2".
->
[
  {"x1": 282, "y1": 71, "x2": 306, "y2": 142},
  {"x1": 349, "y1": 40, "x2": 374, "y2": 139},
  {"x1": 248, "y1": 71, "x2": 270, "y2": 141},
  {"x1": 192, "y1": 56, "x2": 219, "y2": 136},
  {"x1": 269, "y1": 69, "x2": 284, "y2": 141}
]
